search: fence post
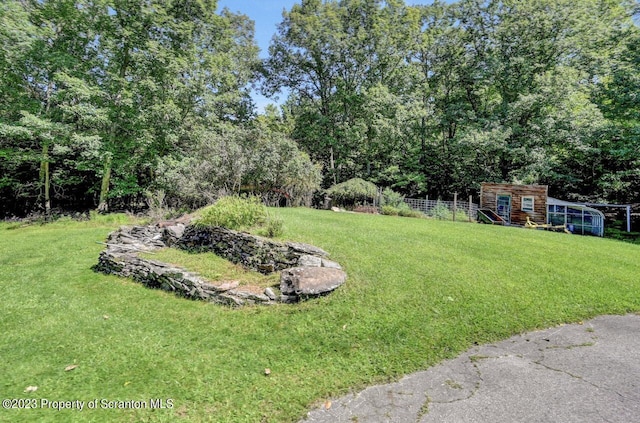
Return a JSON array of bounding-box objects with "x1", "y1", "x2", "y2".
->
[
  {"x1": 453, "y1": 192, "x2": 457, "y2": 222},
  {"x1": 469, "y1": 195, "x2": 473, "y2": 222}
]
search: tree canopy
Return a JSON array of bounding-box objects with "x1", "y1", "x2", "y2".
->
[
  {"x1": 1, "y1": 0, "x2": 639, "y2": 217},
  {"x1": 265, "y1": 0, "x2": 640, "y2": 203}
]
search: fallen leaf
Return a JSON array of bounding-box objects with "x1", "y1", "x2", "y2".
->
[
  {"x1": 24, "y1": 386, "x2": 38, "y2": 393},
  {"x1": 64, "y1": 364, "x2": 79, "y2": 372},
  {"x1": 324, "y1": 400, "x2": 332, "y2": 410},
  {"x1": 124, "y1": 381, "x2": 131, "y2": 386},
  {"x1": 264, "y1": 368, "x2": 271, "y2": 376},
  {"x1": 103, "y1": 315, "x2": 110, "y2": 320}
]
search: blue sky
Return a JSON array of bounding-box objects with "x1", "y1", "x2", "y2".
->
[{"x1": 216, "y1": 0, "x2": 440, "y2": 112}]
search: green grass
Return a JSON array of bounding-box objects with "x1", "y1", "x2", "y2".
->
[
  {"x1": 1, "y1": 208, "x2": 639, "y2": 422},
  {"x1": 139, "y1": 248, "x2": 280, "y2": 289}
]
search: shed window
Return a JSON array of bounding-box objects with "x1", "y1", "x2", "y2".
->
[{"x1": 522, "y1": 196, "x2": 534, "y2": 212}]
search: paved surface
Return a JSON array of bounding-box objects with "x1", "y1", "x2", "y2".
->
[{"x1": 301, "y1": 314, "x2": 640, "y2": 423}]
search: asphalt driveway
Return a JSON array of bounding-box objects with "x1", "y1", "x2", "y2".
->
[{"x1": 302, "y1": 314, "x2": 640, "y2": 423}]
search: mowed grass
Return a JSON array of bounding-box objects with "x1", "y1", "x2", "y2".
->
[
  {"x1": 1, "y1": 208, "x2": 639, "y2": 423},
  {"x1": 139, "y1": 249, "x2": 280, "y2": 289}
]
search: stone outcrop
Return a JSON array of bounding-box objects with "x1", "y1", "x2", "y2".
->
[
  {"x1": 280, "y1": 267, "x2": 348, "y2": 297},
  {"x1": 176, "y1": 225, "x2": 336, "y2": 273},
  {"x1": 94, "y1": 222, "x2": 346, "y2": 306}
]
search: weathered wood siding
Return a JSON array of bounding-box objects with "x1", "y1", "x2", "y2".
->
[{"x1": 480, "y1": 183, "x2": 548, "y2": 224}]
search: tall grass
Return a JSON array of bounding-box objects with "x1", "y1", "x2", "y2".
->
[{"x1": 1, "y1": 209, "x2": 639, "y2": 422}]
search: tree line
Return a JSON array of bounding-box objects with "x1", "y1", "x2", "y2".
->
[{"x1": 1, "y1": 0, "x2": 639, "y2": 218}]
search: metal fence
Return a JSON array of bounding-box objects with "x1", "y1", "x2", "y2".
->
[{"x1": 404, "y1": 197, "x2": 479, "y2": 222}]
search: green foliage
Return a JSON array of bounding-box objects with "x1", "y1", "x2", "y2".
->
[
  {"x1": 326, "y1": 178, "x2": 378, "y2": 208},
  {"x1": 381, "y1": 205, "x2": 399, "y2": 216},
  {"x1": 194, "y1": 196, "x2": 266, "y2": 231},
  {"x1": 0, "y1": 0, "x2": 261, "y2": 216},
  {"x1": 156, "y1": 123, "x2": 322, "y2": 210},
  {"x1": 381, "y1": 200, "x2": 424, "y2": 218},
  {"x1": 380, "y1": 187, "x2": 405, "y2": 208},
  {"x1": 88, "y1": 211, "x2": 134, "y2": 226},
  {"x1": 2, "y1": 0, "x2": 640, "y2": 216},
  {"x1": 429, "y1": 201, "x2": 452, "y2": 220},
  {"x1": 425, "y1": 203, "x2": 468, "y2": 221},
  {"x1": 454, "y1": 209, "x2": 470, "y2": 222},
  {"x1": 265, "y1": 0, "x2": 640, "y2": 205},
  {"x1": 255, "y1": 213, "x2": 285, "y2": 238},
  {"x1": 398, "y1": 207, "x2": 424, "y2": 218}
]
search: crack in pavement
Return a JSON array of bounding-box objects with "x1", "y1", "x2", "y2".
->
[{"x1": 300, "y1": 315, "x2": 640, "y2": 423}]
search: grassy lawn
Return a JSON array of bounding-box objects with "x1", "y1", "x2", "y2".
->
[
  {"x1": 139, "y1": 249, "x2": 281, "y2": 290},
  {"x1": 1, "y1": 208, "x2": 639, "y2": 422}
]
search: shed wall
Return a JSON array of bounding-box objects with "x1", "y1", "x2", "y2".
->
[{"x1": 480, "y1": 183, "x2": 548, "y2": 224}]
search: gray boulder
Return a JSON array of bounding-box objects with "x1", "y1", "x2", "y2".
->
[{"x1": 280, "y1": 267, "x2": 347, "y2": 296}]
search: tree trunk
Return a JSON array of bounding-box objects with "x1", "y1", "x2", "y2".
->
[
  {"x1": 98, "y1": 154, "x2": 112, "y2": 212},
  {"x1": 98, "y1": 37, "x2": 130, "y2": 213},
  {"x1": 329, "y1": 146, "x2": 337, "y2": 185},
  {"x1": 40, "y1": 143, "x2": 51, "y2": 218}
]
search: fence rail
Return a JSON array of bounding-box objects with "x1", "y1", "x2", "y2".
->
[{"x1": 404, "y1": 197, "x2": 478, "y2": 222}]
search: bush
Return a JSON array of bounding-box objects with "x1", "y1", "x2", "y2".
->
[
  {"x1": 326, "y1": 178, "x2": 378, "y2": 208},
  {"x1": 454, "y1": 209, "x2": 470, "y2": 222},
  {"x1": 428, "y1": 201, "x2": 452, "y2": 220},
  {"x1": 381, "y1": 205, "x2": 399, "y2": 216},
  {"x1": 255, "y1": 213, "x2": 284, "y2": 238},
  {"x1": 194, "y1": 196, "x2": 266, "y2": 231},
  {"x1": 380, "y1": 188, "x2": 405, "y2": 208},
  {"x1": 381, "y1": 203, "x2": 424, "y2": 218},
  {"x1": 155, "y1": 125, "x2": 322, "y2": 209},
  {"x1": 398, "y1": 207, "x2": 424, "y2": 218}
]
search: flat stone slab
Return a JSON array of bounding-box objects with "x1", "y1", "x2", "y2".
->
[{"x1": 280, "y1": 267, "x2": 347, "y2": 296}]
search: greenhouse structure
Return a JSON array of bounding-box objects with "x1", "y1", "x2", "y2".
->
[{"x1": 547, "y1": 197, "x2": 605, "y2": 236}]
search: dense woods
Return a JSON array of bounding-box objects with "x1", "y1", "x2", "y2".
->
[{"x1": 1, "y1": 0, "x2": 639, "y2": 218}]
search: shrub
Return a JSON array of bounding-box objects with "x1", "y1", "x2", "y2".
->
[
  {"x1": 255, "y1": 213, "x2": 284, "y2": 238},
  {"x1": 155, "y1": 125, "x2": 322, "y2": 210},
  {"x1": 194, "y1": 196, "x2": 266, "y2": 231},
  {"x1": 428, "y1": 201, "x2": 452, "y2": 220},
  {"x1": 380, "y1": 188, "x2": 405, "y2": 208},
  {"x1": 381, "y1": 205, "x2": 399, "y2": 216},
  {"x1": 326, "y1": 178, "x2": 378, "y2": 208},
  {"x1": 454, "y1": 209, "x2": 470, "y2": 222},
  {"x1": 398, "y1": 207, "x2": 424, "y2": 218},
  {"x1": 381, "y1": 202, "x2": 424, "y2": 218}
]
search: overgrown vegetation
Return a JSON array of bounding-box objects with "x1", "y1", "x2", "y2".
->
[
  {"x1": 193, "y1": 196, "x2": 284, "y2": 237},
  {"x1": 1, "y1": 208, "x2": 639, "y2": 422},
  {"x1": 325, "y1": 178, "x2": 378, "y2": 208},
  {"x1": 379, "y1": 188, "x2": 424, "y2": 217},
  {"x1": 194, "y1": 196, "x2": 266, "y2": 231},
  {"x1": 2, "y1": 1, "x2": 640, "y2": 217}
]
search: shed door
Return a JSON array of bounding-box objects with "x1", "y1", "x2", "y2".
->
[{"x1": 497, "y1": 195, "x2": 511, "y2": 223}]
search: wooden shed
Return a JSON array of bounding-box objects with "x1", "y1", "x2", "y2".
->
[{"x1": 479, "y1": 183, "x2": 548, "y2": 225}]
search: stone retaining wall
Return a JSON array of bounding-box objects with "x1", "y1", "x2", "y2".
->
[
  {"x1": 177, "y1": 225, "x2": 341, "y2": 273},
  {"x1": 94, "y1": 223, "x2": 346, "y2": 306}
]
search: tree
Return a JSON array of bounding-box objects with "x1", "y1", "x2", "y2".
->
[
  {"x1": 0, "y1": 0, "x2": 261, "y2": 216},
  {"x1": 156, "y1": 121, "x2": 321, "y2": 209},
  {"x1": 264, "y1": 0, "x2": 418, "y2": 186}
]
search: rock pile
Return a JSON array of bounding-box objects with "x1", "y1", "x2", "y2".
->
[{"x1": 94, "y1": 222, "x2": 347, "y2": 306}]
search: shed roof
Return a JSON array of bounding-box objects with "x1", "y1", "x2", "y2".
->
[{"x1": 548, "y1": 197, "x2": 603, "y2": 210}]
